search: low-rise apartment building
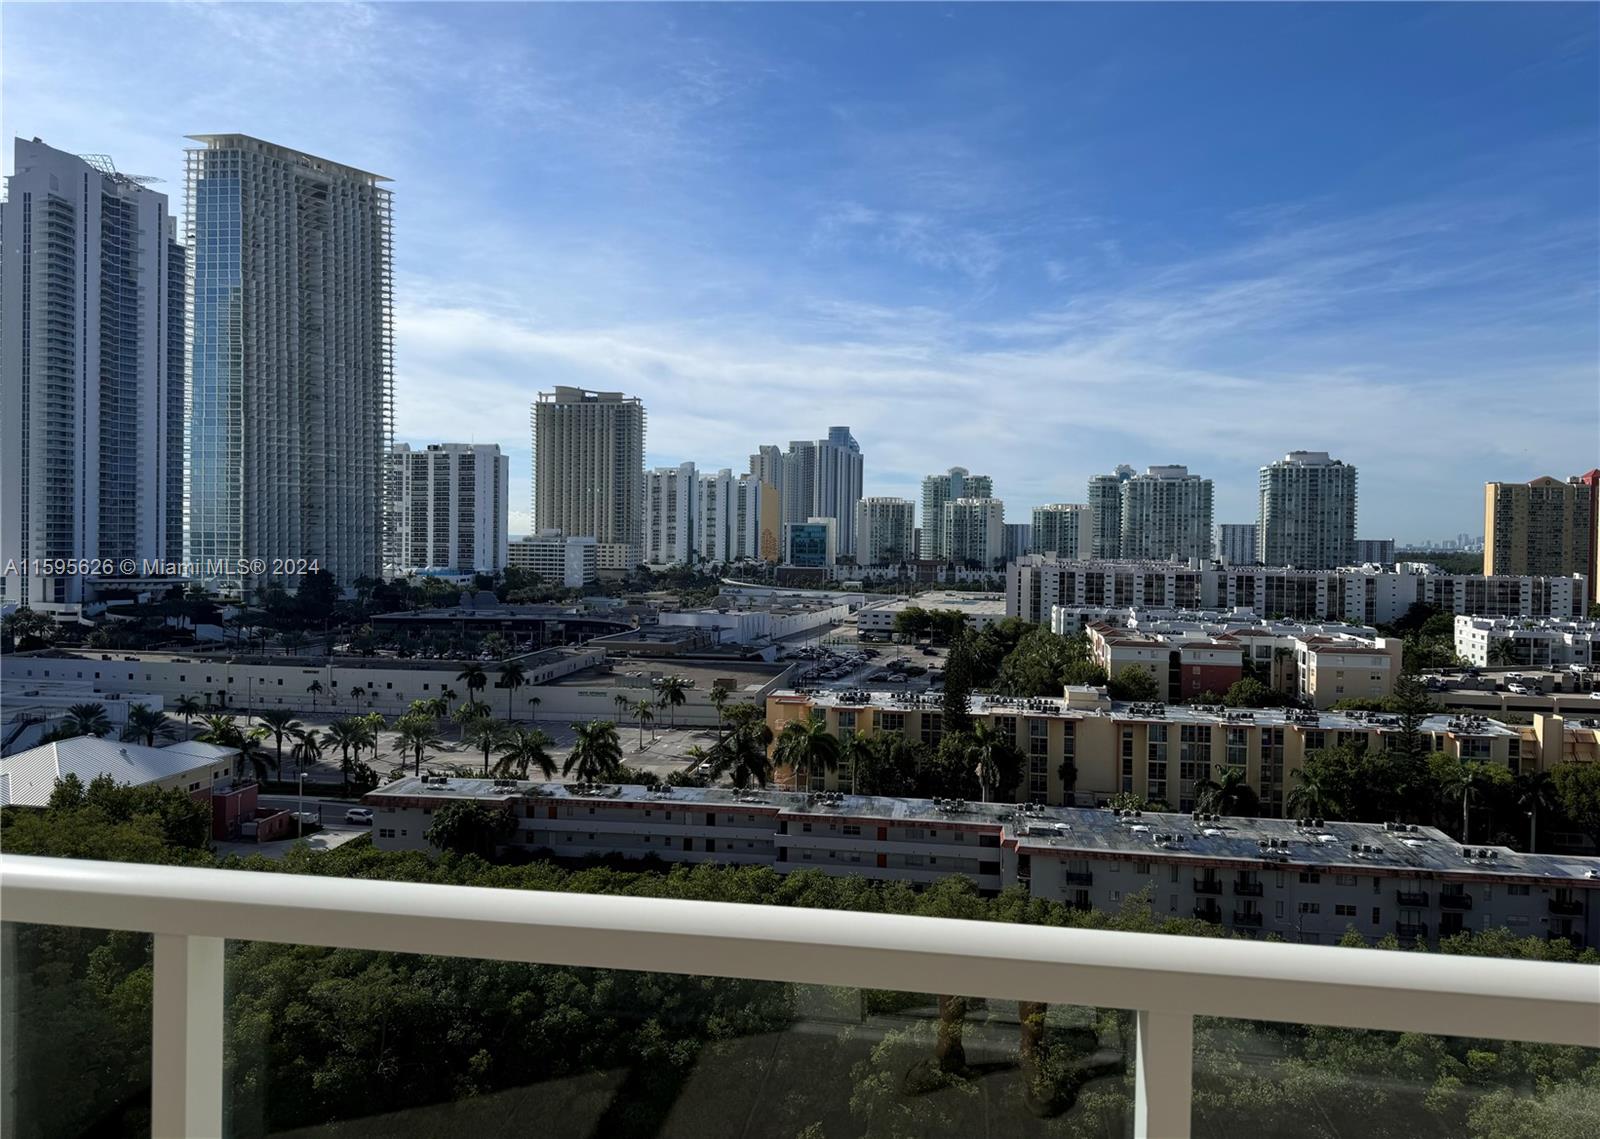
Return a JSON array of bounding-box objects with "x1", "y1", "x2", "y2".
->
[
  {"x1": 1454, "y1": 616, "x2": 1600, "y2": 670},
  {"x1": 362, "y1": 777, "x2": 1598, "y2": 948},
  {"x1": 508, "y1": 531, "x2": 599, "y2": 589},
  {"x1": 765, "y1": 688, "x2": 1529, "y2": 817}
]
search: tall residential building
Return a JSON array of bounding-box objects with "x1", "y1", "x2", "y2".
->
[
  {"x1": 695, "y1": 468, "x2": 763, "y2": 566},
  {"x1": 387, "y1": 444, "x2": 509, "y2": 575},
  {"x1": 508, "y1": 531, "x2": 597, "y2": 590},
  {"x1": 1257, "y1": 451, "x2": 1357, "y2": 570},
  {"x1": 1580, "y1": 470, "x2": 1600, "y2": 604},
  {"x1": 645, "y1": 462, "x2": 696, "y2": 566},
  {"x1": 1, "y1": 139, "x2": 186, "y2": 605},
  {"x1": 749, "y1": 444, "x2": 784, "y2": 526},
  {"x1": 1484, "y1": 476, "x2": 1597, "y2": 593},
  {"x1": 1003, "y1": 523, "x2": 1033, "y2": 563},
  {"x1": 1217, "y1": 523, "x2": 1259, "y2": 567},
  {"x1": 1086, "y1": 464, "x2": 1136, "y2": 559},
  {"x1": 920, "y1": 467, "x2": 994, "y2": 560},
  {"x1": 778, "y1": 429, "x2": 863, "y2": 556},
  {"x1": 855, "y1": 497, "x2": 916, "y2": 566},
  {"x1": 1032, "y1": 504, "x2": 1092, "y2": 559},
  {"x1": 755, "y1": 479, "x2": 782, "y2": 563},
  {"x1": 1353, "y1": 538, "x2": 1396, "y2": 565},
  {"x1": 185, "y1": 135, "x2": 393, "y2": 589},
  {"x1": 1120, "y1": 466, "x2": 1214, "y2": 562},
  {"x1": 945, "y1": 497, "x2": 1006, "y2": 570},
  {"x1": 531, "y1": 387, "x2": 646, "y2": 560}
]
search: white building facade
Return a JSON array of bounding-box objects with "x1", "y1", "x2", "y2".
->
[
  {"x1": 1032, "y1": 504, "x2": 1092, "y2": 559},
  {"x1": 645, "y1": 462, "x2": 696, "y2": 566},
  {"x1": 1217, "y1": 524, "x2": 1258, "y2": 567},
  {"x1": 945, "y1": 497, "x2": 1006, "y2": 569},
  {"x1": 388, "y1": 444, "x2": 509, "y2": 575},
  {"x1": 855, "y1": 497, "x2": 916, "y2": 566},
  {"x1": 1, "y1": 140, "x2": 187, "y2": 606},
  {"x1": 1258, "y1": 451, "x2": 1358, "y2": 570},
  {"x1": 1454, "y1": 616, "x2": 1600, "y2": 669},
  {"x1": 1086, "y1": 465, "x2": 1136, "y2": 559},
  {"x1": 185, "y1": 135, "x2": 393, "y2": 589},
  {"x1": 508, "y1": 532, "x2": 598, "y2": 589},
  {"x1": 1119, "y1": 466, "x2": 1214, "y2": 562},
  {"x1": 920, "y1": 467, "x2": 993, "y2": 560}
]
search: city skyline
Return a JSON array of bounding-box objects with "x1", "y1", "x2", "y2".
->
[{"x1": 4, "y1": 2, "x2": 1596, "y2": 538}]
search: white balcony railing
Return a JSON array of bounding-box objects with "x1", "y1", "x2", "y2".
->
[{"x1": 4, "y1": 854, "x2": 1597, "y2": 1139}]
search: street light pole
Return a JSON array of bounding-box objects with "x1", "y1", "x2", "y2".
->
[{"x1": 297, "y1": 772, "x2": 306, "y2": 840}]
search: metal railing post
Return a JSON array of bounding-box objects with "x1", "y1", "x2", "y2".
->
[
  {"x1": 151, "y1": 933, "x2": 224, "y2": 1139},
  {"x1": 1134, "y1": 1008, "x2": 1193, "y2": 1139}
]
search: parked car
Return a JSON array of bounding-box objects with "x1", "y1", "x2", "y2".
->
[
  {"x1": 345, "y1": 808, "x2": 374, "y2": 825},
  {"x1": 1507, "y1": 684, "x2": 1529, "y2": 695}
]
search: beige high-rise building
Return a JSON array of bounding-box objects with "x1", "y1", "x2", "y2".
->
[
  {"x1": 531, "y1": 387, "x2": 646, "y2": 560},
  {"x1": 1484, "y1": 477, "x2": 1595, "y2": 591},
  {"x1": 1032, "y1": 504, "x2": 1092, "y2": 558}
]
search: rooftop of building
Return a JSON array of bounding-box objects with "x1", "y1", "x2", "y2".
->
[
  {"x1": 8, "y1": 646, "x2": 597, "y2": 673},
  {"x1": 1455, "y1": 615, "x2": 1600, "y2": 633},
  {"x1": 364, "y1": 777, "x2": 1596, "y2": 883},
  {"x1": 185, "y1": 134, "x2": 390, "y2": 182},
  {"x1": 773, "y1": 688, "x2": 1521, "y2": 737},
  {"x1": 1, "y1": 737, "x2": 237, "y2": 808},
  {"x1": 859, "y1": 592, "x2": 1006, "y2": 614},
  {"x1": 544, "y1": 658, "x2": 792, "y2": 694}
]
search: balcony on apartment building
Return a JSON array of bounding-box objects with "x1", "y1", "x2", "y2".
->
[
  {"x1": 1193, "y1": 877, "x2": 1224, "y2": 895},
  {"x1": 1395, "y1": 890, "x2": 1431, "y2": 907},
  {"x1": 2, "y1": 856, "x2": 1596, "y2": 1139},
  {"x1": 1439, "y1": 891, "x2": 1474, "y2": 911}
]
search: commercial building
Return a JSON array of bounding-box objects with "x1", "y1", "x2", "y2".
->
[
  {"x1": 0, "y1": 737, "x2": 239, "y2": 808},
  {"x1": 532, "y1": 387, "x2": 646, "y2": 560},
  {"x1": 1484, "y1": 476, "x2": 1596, "y2": 591},
  {"x1": 387, "y1": 444, "x2": 509, "y2": 575},
  {"x1": 1119, "y1": 466, "x2": 1214, "y2": 563},
  {"x1": 1007, "y1": 554, "x2": 1589, "y2": 627},
  {"x1": 658, "y1": 599, "x2": 852, "y2": 646},
  {"x1": 508, "y1": 532, "x2": 598, "y2": 589},
  {"x1": 1454, "y1": 616, "x2": 1600, "y2": 670},
  {"x1": 944, "y1": 497, "x2": 1006, "y2": 570},
  {"x1": 185, "y1": 135, "x2": 393, "y2": 589},
  {"x1": 1258, "y1": 452, "x2": 1358, "y2": 570},
  {"x1": 854, "y1": 497, "x2": 916, "y2": 567},
  {"x1": 644, "y1": 462, "x2": 696, "y2": 566},
  {"x1": 1032, "y1": 504, "x2": 1092, "y2": 559},
  {"x1": 919, "y1": 468, "x2": 993, "y2": 560},
  {"x1": 785, "y1": 518, "x2": 837, "y2": 568},
  {"x1": 596, "y1": 543, "x2": 639, "y2": 575},
  {"x1": 363, "y1": 773, "x2": 1597, "y2": 948},
  {"x1": 1217, "y1": 524, "x2": 1258, "y2": 567},
  {"x1": 1354, "y1": 539, "x2": 1397, "y2": 565},
  {"x1": 1, "y1": 140, "x2": 186, "y2": 607},
  {"x1": 1086, "y1": 464, "x2": 1136, "y2": 559},
  {"x1": 855, "y1": 592, "x2": 1007, "y2": 637}
]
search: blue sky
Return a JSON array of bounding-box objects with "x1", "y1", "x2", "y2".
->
[{"x1": 6, "y1": 2, "x2": 1596, "y2": 539}]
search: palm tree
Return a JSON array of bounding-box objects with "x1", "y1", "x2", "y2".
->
[
  {"x1": 464, "y1": 717, "x2": 511, "y2": 776},
  {"x1": 564, "y1": 720, "x2": 624, "y2": 782},
  {"x1": 196, "y1": 713, "x2": 244, "y2": 749},
  {"x1": 61, "y1": 703, "x2": 114, "y2": 739},
  {"x1": 1286, "y1": 767, "x2": 1335, "y2": 819},
  {"x1": 174, "y1": 694, "x2": 203, "y2": 727},
  {"x1": 774, "y1": 718, "x2": 841, "y2": 791},
  {"x1": 326, "y1": 717, "x2": 374, "y2": 796},
  {"x1": 291, "y1": 727, "x2": 325, "y2": 776},
  {"x1": 457, "y1": 663, "x2": 488, "y2": 707},
  {"x1": 1515, "y1": 770, "x2": 1558, "y2": 853},
  {"x1": 1486, "y1": 639, "x2": 1517, "y2": 668},
  {"x1": 452, "y1": 700, "x2": 488, "y2": 741},
  {"x1": 395, "y1": 714, "x2": 444, "y2": 776},
  {"x1": 1445, "y1": 760, "x2": 1499, "y2": 843},
  {"x1": 494, "y1": 727, "x2": 556, "y2": 781},
  {"x1": 498, "y1": 661, "x2": 527, "y2": 721},
  {"x1": 120, "y1": 704, "x2": 178, "y2": 747},
  {"x1": 710, "y1": 720, "x2": 774, "y2": 789},
  {"x1": 708, "y1": 683, "x2": 730, "y2": 735},
  {"x1": 306, "y1": 680, "x2": 324, "y2": 710},
  {"x1": 527, "y1": 694, "x2": 543, "y2": 725},
  {"x1": 256, "y1": 709, "x2": 303, "y2": 775},
  {"x1": 359, "y1": 712, "x2": 387, "y2": 766},
  {"x1": 1195, "y1": 766, "x2": 1259, "y2": 817},
  {"x1": 966, "y1": 722, "x2": 1022, "y2": 804},
  {"x1": 612, "y1": 693, "x2": 631, "y2": 722},
  {"x1": 655, "y1": 675, "x2": 690, "y2": 728},
  {"x1": 238, "y1": 733, "x2": 273, "y2": 783},
  {"x1": 632, "y1": 699, "x2": 655, "y2": 749}
]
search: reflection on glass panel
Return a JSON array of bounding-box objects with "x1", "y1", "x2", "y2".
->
[
  {"x1": 223, "y1": 949, "x2": 1134, "y2": 1138},
  {"x1": 1, "y1": 923, "x2": 153, "y2": 1139},
  {"x1": 1193, "y1": 1016, "x2": 1600, "y2": 1139}
]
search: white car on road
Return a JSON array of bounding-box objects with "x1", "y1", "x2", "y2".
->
[{"x1": 344, "y1": 808, "x2": 374, "y2": 825}]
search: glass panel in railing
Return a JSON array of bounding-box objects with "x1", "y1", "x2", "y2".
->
[
  {"x1": 1193, "y1": 1014, "x2": 1600, "y2": 1139},
  {"x1": 221, "y1": 953, "x2": 1133, "y2": 1138},
  {"x1": 1, "y1": 922, "x2": 154, "y2": 1139}
]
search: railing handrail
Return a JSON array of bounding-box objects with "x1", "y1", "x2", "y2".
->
[{"x1": 5, "y1": 855, "x2": 1596, "y2": 1048}]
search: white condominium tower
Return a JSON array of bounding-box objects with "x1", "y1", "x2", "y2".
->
[
  {"x1": 1258, "y1": 451, "x2": 1357, "y2": 570},
  {"x1": 1119, "y1": 465, "x2": 1214, "y2": 562},
  {"x1": 387, "y1": 444, "x2": 509, "y2": 575},
  {"x1": 531, "y1": 387, "x2": 646, "y2": 560},
  {"x1": 695, "y1": 469, "x2": 763, "y2": 566},
  {"x1": 645, "y1": 462, "x2": 696, "y2": 566},
  {"x1": 920, "y1": 467, "x2": 993, "y2": 560},
  {"x1": 776, "y1": 427, "x2": 863, "y2": 557},
  {"x1": 1031, "y1": 504, "x2": 1092, "y2": 559},
  {"x1": 1217, "y1": 523, "x2": 1259, "y2": 566},
  {"x1": 185, "y1": 135, "x2": 393, "y2": 589},
  {"x1": 945, "y1": 497, "x2": 1006, "y2": 569},
  {"x1": 1, "y1": 139, "x2": 186, "y2": 605},
  {"x1": 855, "y1": 497, "x2": 916, "y2": 566},
  {"x1": 1086, "y1": 463, "x2": 1136, "y2": 559}
]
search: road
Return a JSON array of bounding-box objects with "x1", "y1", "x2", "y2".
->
[{"x1": 259, "y1": 794, "x2": 371, "y2": 827}]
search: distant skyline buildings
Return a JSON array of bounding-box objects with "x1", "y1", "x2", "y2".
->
[
  {"x1": 388, "y1": 443, "x2": 509, "y2": 576},
  {"x1": 920, "y1": 467, "x2": 993, "y2": 561},
  {"x1": 1257, "y1": 451, "x2": 1357, "y2": 570},
  {"x1": 531, "y1": 386, "x2": 646, "y2": 560}
]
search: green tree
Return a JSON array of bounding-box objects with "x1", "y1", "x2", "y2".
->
[
  {"x1": 1195, "y1": 765, "x2": 1259, "y2": 816},
  {"x1": 1223, "y1": 677, "x2": 1275, "y2": 708},
  {"x1": 1106, "y1": 665, "x2": 1158, "y2": 702},
  {"x1": 494, "y1": 728, "x2": 556, "y2": 780},
  {"x1": 1286, "y1": 765, "x2": 1336, "y2": 819},
  {"x1": 2, "y1": 606, "x2": 58, "y2": 650},
  {"x1": 708, "y1": 683, "x2": 731, "y2": 734},
  {"x1": 456, "y1": 663, "x2": 488, "y2": 707},
  {"x1": 59, "y1": 703, "x2": 114, "y2": 739},
  {"x1": 655, "y1": 675, "x2": 690, "y2": 727},
  {"x1": 326, "y1": 717, "x2": 375, "y2": 796},
  {"x1": 850, "y1": 732, "x2": 920, "y2": 797},
  {"x1": 709, "y1": 716, "x2": 774, "y2": 789},
  {"x1": 196, "y1": 712, "x2": 245, "y2": 749},
  {"x1": 464, "y1": 717, "x2": 511, "y2": 776},
  {"x1": 1551, "y1": 761, "x2": 1600, "y2": 852},
  {"x1": 255, "y1": 709, "x2": 303, "y2": 774},
  {"x1": 120, "y1": 704, "x2": 178, "y2": 747},
  {"x1": 395, "y1": 713, "x2": 445, "y2": 776},
  {"x1": 564, "y1": 720, "x2": 624, "y2": 782},
  {"x1": 452, "y1": 699, "x2": 488, "y2": 741},
  {"x1": 174, "y1": 694, "x2": 203, "y2": 726},
  {"x1": 290, "y1": 727, "x2": 325, "y2": 776},
  {"x1": 497, "y1": 660, "x2": 527, "y2": 720},
  {"x1": 424, "y1": 799, "x2": 514, "y2": 859},
  {"x1": 966, "y1": 722, "x2": 1023, "y2": 803},
  {"x1": 1389, "y1": 671, "x2": 1438, "y2": 763},
  {"x1": 1514, "y1": 770, "x2": 1558, "y2": 852},
  {"x1": 632, "y1": 698, "x2": 655, "y2": 748},
  {"x1": 774, "y1": 718, "x2": 841, "y2": 790},
  {"x1": 941, "y1": 630, "x2": 976, "y2": 735},
  {"x1": 305, "y1": 679, "x2": 324, "y2": 710}
]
